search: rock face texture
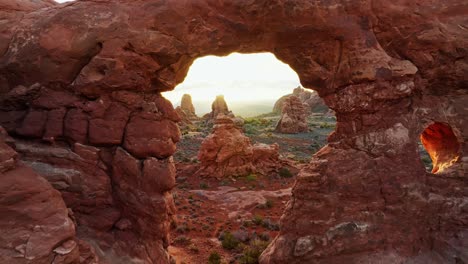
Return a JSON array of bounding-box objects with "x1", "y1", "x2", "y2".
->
[
  {"x1": 273, "y1": 86, "x2": 329, "y2": 115},
  {"x1": 197, "y1": 115, "x2": 281, "y2": 178},
  {"x1": 0, "y1": 0, "x2": 467, "y2": 263},
  {"x1": 275, "y1": 95, "x2": 309, "y2": 134},
  {"x1": 0, "y1": 127, "x2": 79, "y2": 264}
]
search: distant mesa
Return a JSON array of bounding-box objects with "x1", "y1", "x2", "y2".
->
[
  {"x1": 197, "y1": 114, "x2": 283, "y2": 178},
  {"x1": 273, "y1": 86, "x2": 329, "y2": 115},
  {"x1": 275, "y1": 95, "x2": 309, "y2": 134}
]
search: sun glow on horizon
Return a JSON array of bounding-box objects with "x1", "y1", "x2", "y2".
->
[{"x1": 163, "y1": 53, "x2": 301, "y2": 115}]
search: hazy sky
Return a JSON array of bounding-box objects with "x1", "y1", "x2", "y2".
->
[{"x1": 163, "y1": 53, "x2": 301, "y2": 111}]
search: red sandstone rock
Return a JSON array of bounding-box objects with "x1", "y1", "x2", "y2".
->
[
  {"x1": 112, "y1": 147, "x2": 174, "y2": 263},
  {"x1": 198, "y1": 115, "x2": 282, "y2": 178},
  {"x1": 124, "y1": 115, "x2": 180, "y2": 159},
  {"x1": 43, "y1": 107, "x2": 66, "y2": 142},
  {"x1": 209, "y1": 95, "x2": 231, "y2": 119},
  {"x1": 421, "y1": 122, "x2": 461, "y2": 173},
  {"x1": 0, "y1": 126, "x2": 79, "y2": 264},
  {"x1": 64, "y1": 108, "x2": 88, "y2": 143},
  {"x1": 197, "y1": 115, "x2": 255, "y2": 178},
  {"x1": 89, "y1": 102, "x2": 130, "y2": 145},
  {"x1": 0, "y1": 0, "x2": 466, "y2": 263},
  {"x1": 275, "y1": 95, "x2": 308, "y2": 134},
  {"x1": 15, "y1": 109, "x2": 47, "y2": 137},
  {"x1": 0, "y1": 126, "x2": 16, "y2": 172}
]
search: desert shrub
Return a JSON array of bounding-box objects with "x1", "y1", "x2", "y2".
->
[
  {"x1": 245, "y1": 174, "x2": 257, "y2": 182},
  {"x1": 239, "y1": 239, "x2": 270, "y2": 264},
  {"x1": 199, "y1": 182, "x2": 209, "y2": 189},
  {"x1": 221, "y1": 232, "x2": 240, "y2": 250},
  {"x1": 252, "y1": 215, "x2": 263, "y2": 226},
  {"x1": 173, "y1": 235, "x2": 191, "y2": 245},
  {"x1": 278, "y1": 167, "x2": 293, "y2": 178},
  {"x1": 188, "y1": 244, "x2": 199, "y2": 253},
  {"x1": 176, "y1": 224, "x2": 189, "y2": 233},
  {"x1": 208, "y1": 251, "x2": 221, "y2": 264}
]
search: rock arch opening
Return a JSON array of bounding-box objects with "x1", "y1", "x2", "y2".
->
[
  {"x1": 420, "y1": 122, "x2": 461, "y2": 174},
  {"x1": 163, "y1": 52, "x2": 335, "y2": 263}
]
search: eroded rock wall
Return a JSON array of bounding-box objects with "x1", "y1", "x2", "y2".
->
[{"x1": 0, "y1": 0, "x2": 466, "y2": 263}]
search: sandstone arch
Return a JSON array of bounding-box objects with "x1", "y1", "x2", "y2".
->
[
  {"x1": 0, "y1": 0, "x2": 466, "y2": 263},
  {"x1": 420, "y1": 122, "x2": 461, "y2": 174}
]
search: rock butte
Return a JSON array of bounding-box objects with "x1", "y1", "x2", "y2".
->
[
  {"x1": 175, "y1": 94, "x2": 198, "y2": 126},
  {"x1": 273, "y1": 86, "x2": 329, "y2": 115},
  {"x1": 197, "y1": 114, "x2": 282, "y2": 178},
  {"x1": 275, "y1": 95, "x2": 309, "y2": 134},
  {"x1": 0, "y1": 0, "x2": 467, "y2": 263}
]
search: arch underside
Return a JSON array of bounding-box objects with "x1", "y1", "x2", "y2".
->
[{"x1": 0, "y1": 0, "x2": 467, "y2": 263}]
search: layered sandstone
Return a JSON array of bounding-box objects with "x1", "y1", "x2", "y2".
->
[
  {"x1": 197, "y1": 115, "x2": 282, "y2": 178},
  {"x1": 0, "y1": 0, "x2": 466, "y2": 263},
  {"x1": 275, "y1": 95, "x2": 309, "y2": 134},
  {"x1": 0, "y1": 127, "x2": 79, "y2": 264}
]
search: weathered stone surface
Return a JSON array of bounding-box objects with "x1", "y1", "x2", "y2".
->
[
  {"x1": 15, "y1": 110, "x2": 47, "y2": 137},
  {"x1": 0, "y1": 0, "x2": 466, "y2": 263},
  {"x1": 0, "y1": 126, "x2": 16, "y2": 172},
  {"x1": 88, "y1": 102, "x2": 130, "y2": 145},
  {"x1": 43, "y1": 107, "x2": 66, "y2": 142},
  {"x1": 275, "y1": 96, "x2": 308, "y2": 134},
  {"x1": 112, "y1": 147, "x2": 174, "y2": 263},
  {"x1": 197, "y1": 115, "x2": 255, "y2": 178},
  {"x1": 0, "y1": 126, "x2": 79, "y2": 264},
  {"x1": 64, "y1": 108, "x2": 88, "y2": 143},
  {"x1": 124, "y1": 115, "x2": 180, "y2": 159}
]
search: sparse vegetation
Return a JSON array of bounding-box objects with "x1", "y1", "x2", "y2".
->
[
  {"x1": 174, "y1": 235, "x2": 191, "y2": 245},
  {"x1": 245, "y1": 174, "x2": 257, "y2": 182},
  {"x1": 252, "y1": 215, "x2": 263, "y2": 226},
  {"x1": 221, "y1": 231, "x2": 240, "y2": 250},
  {"x1": 238, "y1": 239, "x2": 270, "y2": 264},
  {"x1": 279, "y1": 167, "x2": 293, "y2": 178},
  {"x1": 208, "y1": 251, "x2": 221, "y2": 264},
  {"x1": 199, "y1": 182, "x2": 209, "y2": 189}
]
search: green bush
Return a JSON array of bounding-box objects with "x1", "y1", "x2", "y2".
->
[
  {"x1": 278, "y1": 167, "x2": 293, "y2": 178},
  {"x1": 221, "y1": 232, "x2": 239, "y2": 250},
  {"x1": 245, "y1": 174, "x2": 257, "y2": 182},
  {"x1": 208, "y1": 251, "x2": 221, "y2": 264},
  {"x1": 239, "y1": 239, "x2": 270, "y2": 264},
  {"x1": 199, "y1": 182, "x2": 209, "y2": 189},
  {"x1": 252, "y1": 215, "x2": 263, "y2": 226}
]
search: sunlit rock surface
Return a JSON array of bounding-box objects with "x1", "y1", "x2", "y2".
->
[
  {"x1": 0, "y1": 0, "x2": 466, "y2": 263},
  {"x1": 275, "y1": 95, "x2": 309, "y2": 134},
  {"x1": 197, "y1": 114, "x2": 282, "y2": 178}
]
